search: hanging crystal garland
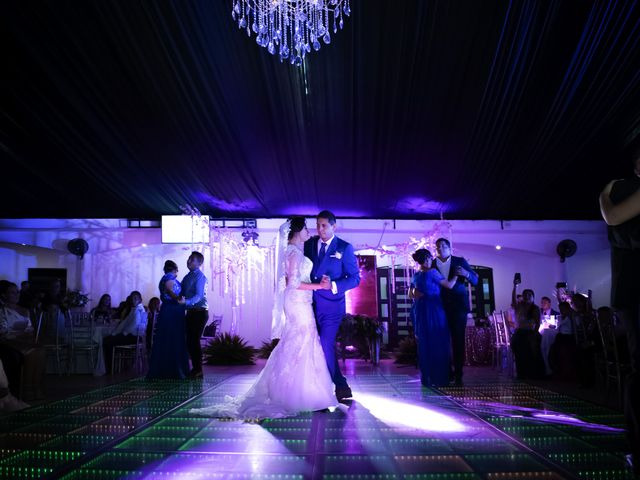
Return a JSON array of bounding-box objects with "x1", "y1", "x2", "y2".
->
[{"x1": 231, "y1": 0, "x2": 350, "y2": 66}]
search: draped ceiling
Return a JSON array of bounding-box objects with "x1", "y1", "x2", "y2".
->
[{"x1": 3, "y1": 1, "x2": 640, "y2": 220}]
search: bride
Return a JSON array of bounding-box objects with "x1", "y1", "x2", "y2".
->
[{"x1": 190, "y1": 217, "x2": 337, "y2": 419}]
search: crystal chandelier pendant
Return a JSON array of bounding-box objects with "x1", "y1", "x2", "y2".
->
[{"x1": 232, "y1": 0, "x2": 350, "y2": 65}]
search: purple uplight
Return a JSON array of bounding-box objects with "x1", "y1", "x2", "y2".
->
[
  {"x1": 462, "y1": 400, "x2": 624, "y2": 433},
  {"x1": 356, "y1": 393, "x2": 467, "y2": 433}
]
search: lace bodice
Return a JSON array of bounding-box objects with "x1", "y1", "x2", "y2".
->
[
  {"x1": 159, "y1": 273, "x2": 181, "y2": 303},
  {"x1": 285, "y1": 245, "x2": 313, "y2": 303}
]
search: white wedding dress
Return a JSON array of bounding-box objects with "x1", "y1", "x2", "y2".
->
[{"x1": 190, "y1": 244, "x2": 336, "y2": 419}]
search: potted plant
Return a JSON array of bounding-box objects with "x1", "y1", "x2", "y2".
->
[
  {"x1": 354, "y1": 315, "x2": 385, "y2": 365},
  {"x1": 203, "y1": 332, "x2": 255, "y2": 365}
]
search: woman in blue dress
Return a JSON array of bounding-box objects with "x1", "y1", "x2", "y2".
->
[
  {"x1": 409, "y1": 249, "x2": 459, "y2": 387},
  {"x1": 146, "y1": 260, "x2": 190, "y2": 379}
]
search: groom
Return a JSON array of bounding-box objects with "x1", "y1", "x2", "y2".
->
[
  {"x1": 305, "y1": 210, "x2": 360, "y2": 402},
  {"x1": 433, "y1": 238, "x2": 478, "y2": 386}
]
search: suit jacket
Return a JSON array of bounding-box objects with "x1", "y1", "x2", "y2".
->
[
  {"x1": 432, "y1": 255, "x2": 478, "y2": 313},
  {"x1": 304, "y1": 235, "x2": 360, "y2": 314},
  {"x1": 608, "y1": 175, "x2": 640, "y2": 308},
  {"x1": 608, "y1": 175, "x2": 640, "y2": 251}
]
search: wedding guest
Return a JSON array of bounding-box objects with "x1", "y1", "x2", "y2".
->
[
  {"x1": 145, "y1": 296, "x2": 161, "y2": 352},
  {"x1": 41, "y1": 278, "x2": 66, "y2": 313},
  {"x1": 540, "y1": 296, "x2": 559, "y2": 319},
  {"x1": 18, "y1": 281, "x2": 35, "y2": 310},
  {"x1": 432, "y1": 238, "x2": 478, "y2": 385},
  {"x1": 181, "y1": 252, "x2": 208, "y2": 378},
  {"x1": 0, "y1": 281, "x2": 46, "y2": 400},
  {"x1": 103, "y1": 291, "x2": 146, "y2": 374},
  {"x1": 147, "y1": 261, "x2": 189, "y2": 379},
  {"x1": 549, "y1": 301, "x2": 578, "y2": 381},
  {"x1": 115, "y1": 295, "x2": 132, "y2": 321},
  {"x1": 90, "y1": 294, "x2": 113, "y2": 325},
  {"x1": 571, "y1": 292, "x2": 598, "y2": 387},
  {"x1": 0, "y1": 359, "x2": 29, "y2": 412},
  {"x1": 510, "y1": 280, "x2": 545, "y2": 379},
  {"x1": 409, "y1": 249, "x2": 458, "y2": 387}
]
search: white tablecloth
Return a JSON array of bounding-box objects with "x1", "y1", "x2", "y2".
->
[
  {"x1": 92, "y1": 325, "x2": 115, "y2": 376},
  {"x1": 540, "y1": 327, "x2": 559, "y2": 375}
]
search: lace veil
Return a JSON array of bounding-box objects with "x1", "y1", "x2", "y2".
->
[{"x1": 271, "y1": 219, "x2": 291, "y2": 339}]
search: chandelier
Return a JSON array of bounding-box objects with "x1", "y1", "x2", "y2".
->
[{"x1": 231, "y1": 0, "x2": 350, "y2": 66}]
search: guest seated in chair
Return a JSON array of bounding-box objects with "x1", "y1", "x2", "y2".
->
[
  {"x1": 0, "y1": 359, "x2": 29, "y2": 412},
  {"x1": 0, "y1": 280, "x2": 46, "y2": 400},
  {"x1": 90, "y1": 294, "x2": 114, "y2": 325},
  {"x1": 145, "y1": 296, "x2": 161, "y2": 352},
  {"x1": 103, "y1": 290, "x2": 146, "y2": 374}
]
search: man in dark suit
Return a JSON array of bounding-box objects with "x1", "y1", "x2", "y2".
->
[
  {"x1": 600, "y1": 153, "x2": 640, "y2": 476},
  {"x1": 304, "y1": 210, "x2": 360, "y2": 402},
  {"x1": 433, "y1": 238, "x2": 478, "y2": 386},
  {"x1": 540, "y1": 296, "x2": 560, "y2": 318}
]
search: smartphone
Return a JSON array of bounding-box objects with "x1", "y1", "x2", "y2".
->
[
  {"x1": 556, "y1": 282, "x2": 567, "y2": 288},
  {"x1": 514, "y1": 273, "x2": 521, "y2": 284}
]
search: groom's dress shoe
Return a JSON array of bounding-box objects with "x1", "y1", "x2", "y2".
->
[{"x1": 336, "y1": 386, "x2": 353, "y2": 402}]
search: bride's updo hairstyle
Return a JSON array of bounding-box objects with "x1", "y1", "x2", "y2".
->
[
  {"x1": 412, "y1": 248, "x2": 432, "y2": 266},
  {"x1": 287, "y1": 216, "x2": 307, "y2": 241}
]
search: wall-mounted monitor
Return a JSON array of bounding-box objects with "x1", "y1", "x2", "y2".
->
[{"x1": 161, "y1": 215, "x2": 210, "y2": 244}]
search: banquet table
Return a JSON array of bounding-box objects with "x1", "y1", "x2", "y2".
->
[
  {"x1": 539, "y1": 326, "x2": 559, "y2": 375},
  {"x1": 92, "y1": 324, "x2": 116, "y2": 376}
]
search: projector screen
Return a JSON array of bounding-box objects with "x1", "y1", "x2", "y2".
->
[{"x1": 161, "y1": 215, "x2": 210, "y2": 244}]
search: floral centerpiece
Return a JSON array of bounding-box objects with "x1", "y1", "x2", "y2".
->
[{"x1": 63, "y1": 289, "x2": 90, "y2": 309}]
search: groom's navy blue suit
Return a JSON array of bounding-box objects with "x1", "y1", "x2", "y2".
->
[{"x1": 305, "y1": 235, "x2": 360, "y2": 389}]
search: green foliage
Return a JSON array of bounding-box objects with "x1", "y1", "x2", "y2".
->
[
  {"x1": 256, "y1": 338, "x2": 280, "y2": 359},
  {"x1": 338, "y1": 314, "x2": 389, "y2": 361},
  {"x1": 63, "y1": 289, "x2": 89, "y2": 308},
  {"x1": 393, "y1": 336, "x2": 418, "y2": 365},
  {"x1": 203, "y1": 332, "x2": 255, "y2": 365}
]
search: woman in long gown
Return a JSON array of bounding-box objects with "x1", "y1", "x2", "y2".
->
[
  {"x1": 409, "y1": 248, "x2": 459, "y2": 387},
  {"x1": 146, "y1": 260, "x2": 190, "y2": 379},
  {"x1": 190, "y1": 217, "x2": 337, "y2": 419}
]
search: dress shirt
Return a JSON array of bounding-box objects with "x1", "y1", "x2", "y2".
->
[
  {"x1": 318, "y1": 236, "x2": 338, "y2": 294},
  {"x1": 435, "y1": 256, "x2": 452, "y2": 279},
  {"x1": 112, "y1": 304, "x2": 146, "y2": 336},
  {"x1": 182, "y1": 268, "x2": 208, "y2": 310},
  {"x1": 319, "y1": 235, "x2": 335, "y2": 255}
]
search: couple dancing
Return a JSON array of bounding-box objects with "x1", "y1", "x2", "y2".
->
[
  {"x1": 147, "y1": 251, "x2": 208, "y2": 380},
  {"x1": 191, "y1": 211, "x2": 360, "y2": 419},
  {"x1": 409, "y1": 239, "x2": 478, "y2": 387}
]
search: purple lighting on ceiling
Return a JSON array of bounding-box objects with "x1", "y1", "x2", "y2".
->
[
  {"x1": 394, "y1": 196, "x2": 454, "y2": 215},
  {"x1": 195, "y1": 192, "x2": 261, "y2": 211}
]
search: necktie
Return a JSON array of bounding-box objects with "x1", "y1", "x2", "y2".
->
[{"x1": 318, "y1": 242, "x2": 327, "y2": 262}]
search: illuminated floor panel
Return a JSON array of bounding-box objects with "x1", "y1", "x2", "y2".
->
[{"x1": 0, "y1": 372, "x2": 635, "y2": 479}]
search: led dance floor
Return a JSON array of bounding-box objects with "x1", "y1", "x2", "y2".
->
[{"x1": 0, "y1": 373, "x2": 634, "y2": 479}]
